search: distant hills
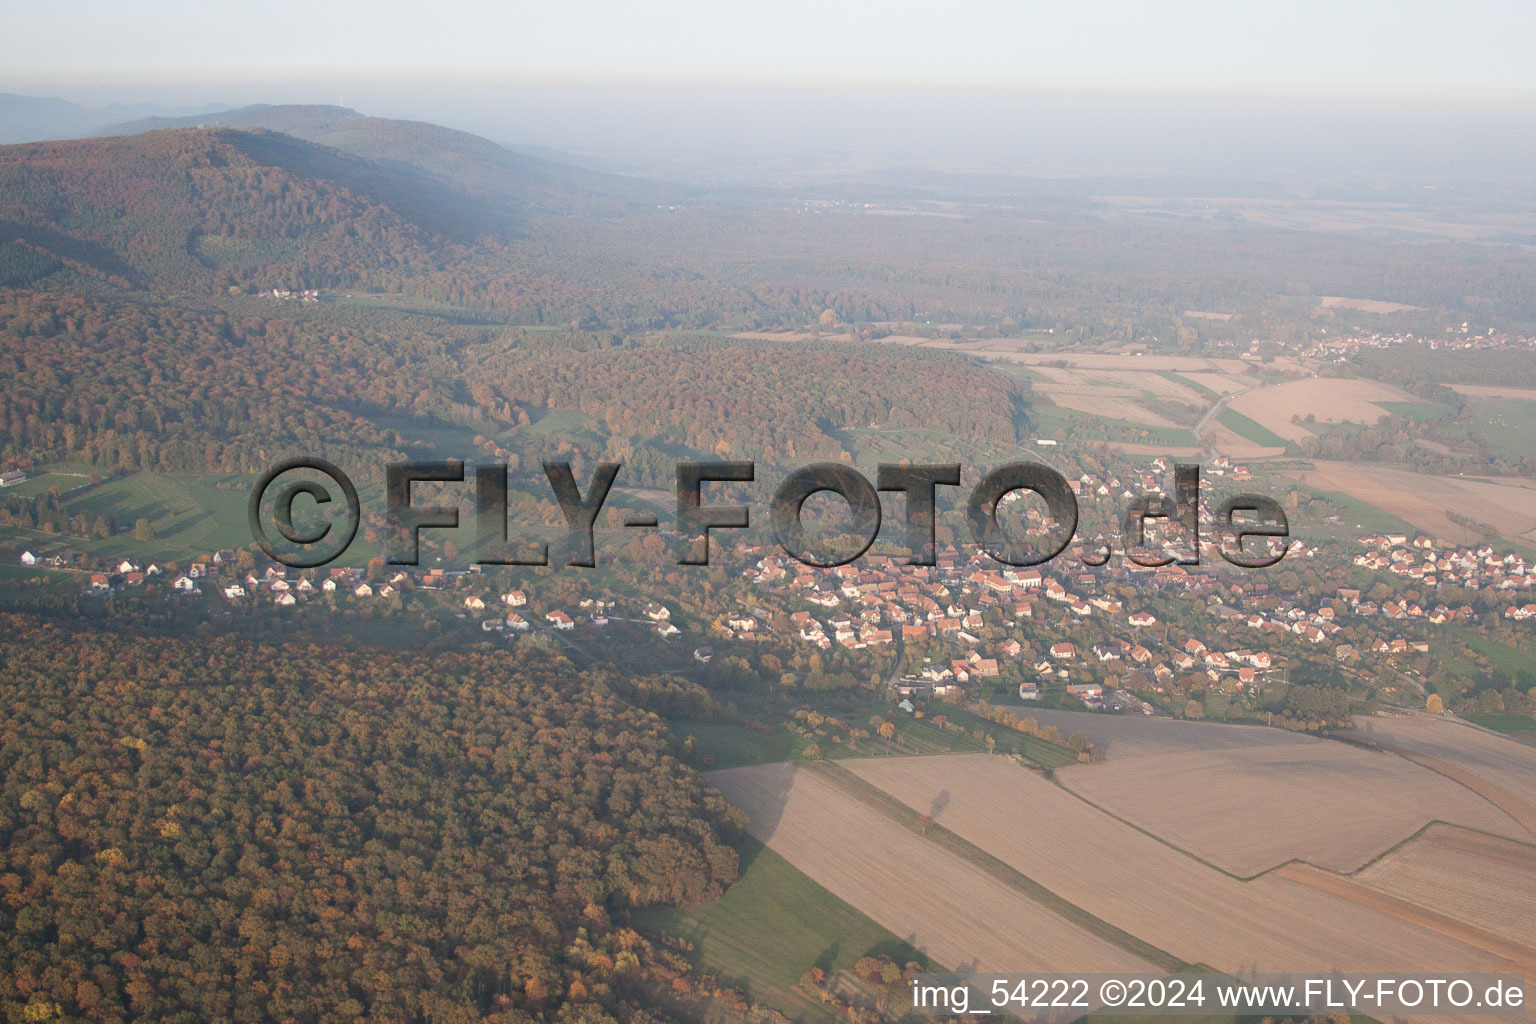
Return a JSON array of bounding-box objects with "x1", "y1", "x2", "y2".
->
[
  {"x1": 0, "y1": 102, "x2": 706, "y2": 299},
  {"x1": 0, "y1": 92, "x2": 231, "y2": 145},
  {"x1": 0, "y1": 126, "x2": 522, "y2": 292},
  {"x1": 92, "y1": 104, "x2": 682, "y2": 212}
]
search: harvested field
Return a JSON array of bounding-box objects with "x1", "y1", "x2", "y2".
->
[
  {"x1": 983, "y1": 352, "x2": 1253, "y2": 373},
  {"x1": 1179, "y1": 371, "x2": 1260, "y2": 396},
  {"x1": 1286, "y1": 462, "x2": 1536, "y2": 544},
  {"x1": 1056, "y1": 741, "x2": 1526, "y2": 875},
  {"x1": 1319, "y1": 295, "x2": 1427, "y2": 314},
  {"x1": 839, "y1": 754, "x2": 1527, "y2": 984},
  {"x1": 1226, "y1": 377, "x2": 1417, "y2": 442},
  {"x1": 1024, "y1": 366, "x2": 1220, "y2": 427},
  {"x1": 1273, "y1": 862, "x2": 1536, "y2": 969},
  {"x1": 707, "y1": 762, "x2": 1155, "y2": 974},
  {"x1": 1027, "y1": 367, "x2": 1205, "y2": 400},
  {"x1": 1097, "y1": 442, "x2": 1204, "y2": 457},
  {"x1": 1000, "y1": 709, "x2": 1528, "y2": 874},
  {"x1": 1354, "y1": 825, "x2": 1536, "y2": 947},
  {"x1": 1204, "y1": 420, "x2": 1286, "y2": 459},
  {"x1": 728, "y1": 330, "x2": 815, "y2": 341},
  {"x1": 1451, "y1": 384, "x2": 1536, "y2": 400},
  {"x1": 998, "y1": 707, "x2": 1313, "y2": 760},
  {"x1": 1350, "y1": 714, "x2": 1536, "y2": 836},
  {"x1": 1040, "y1": 392, "x2": 1182, "y2": 426}
]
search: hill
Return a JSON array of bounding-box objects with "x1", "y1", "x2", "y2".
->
[
  {"x1": 0, "y1": 126, "x2": 519, "y2": 293},
  {"x1": 0, "y1": 92, "x2": 230, "y2": 145},
  {"x1": 93, "y1": 103, "x2": 682, "y2": 211}
]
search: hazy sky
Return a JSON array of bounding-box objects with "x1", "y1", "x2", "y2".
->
[{"x1": 5, "y1": 0, "x2": 1536, "y2": 96}]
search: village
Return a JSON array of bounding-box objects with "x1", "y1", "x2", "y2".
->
[{"x1": 19, "y1": 447, "x2": 1534, "y2": 722}]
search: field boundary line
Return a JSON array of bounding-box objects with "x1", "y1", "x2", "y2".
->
[
  {"x1": 1274, "y1": 862, "x2": 1536, "y2": 973},
  {"x1": 806, "y1": 759, "x2": 1190, "y2": 972},
  {"x1": 1396, "y1": 752, "x2": 1536, "y2": 840},
  {"x1": 1044, "y1": 772, "x2": 1261, "y2": 881},
  {"x1": 1336, "y1": 818, "x2": 1536, "y2": 878}
]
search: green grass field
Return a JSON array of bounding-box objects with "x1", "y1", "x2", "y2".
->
[
  {"x1": 1030, "y1": 407, "x2": 1199, "y2": 448},
  {"x1": 675, "y1": 700, "x2": 1080, "y2": 772},
  {"x1": 1464, "y1": 634, "x2": 1536, "y2": 679},
  {"x1": 1163, "y1": 372, "x2": 1220, "y2": 402},
  {"x1": 637, "y1": 838, "x2": 935, "y2": 1021},
  {"x1": 1374, "y1": 400, "x2": 1455, "y2": 422},
  {"x1": 1462, "y1": 713, "x2": 1536, "y2": 734},
  {"x1": 1436, "y1": 397, "x2": 1536, "y2": 461},
  {"x1": 1215, "y1": 408, "x2": 1289, "y2": 448},
  {"x1": 678, "y1": 721, "x2": 804, "y2": 769},
  {"x1": 1, "y1": 472, "x2": 256, "y2": 563},
  {"x1": 0, "y1": 464, "x2": 100, "y2": 500},
  {"x1": 1312, "y1": 489, "x2": 1420, "y2": 540},
  {"x1": 842, "y1": 425, "x2": 1023, "y2": 469}
]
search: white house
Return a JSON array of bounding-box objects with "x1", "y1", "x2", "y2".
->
[
  {"x1": 223, "y1": 584, "x2": 246, "y2": 599},
  {"x1": 19, "y1": 551, "x2": 36, "y2": 566},
  {"x1": 502, "y1": 590, "x2": 527, "y2": 607},
  {"x1": 172, "y1": 575, "x2": 197, "y2": 593}
]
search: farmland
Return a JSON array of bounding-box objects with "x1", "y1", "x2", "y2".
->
[
  {"x1": 637, "y1": 837, "x2": 934, "y2": 1021},
  {"x1": 707, "y1": 762, "x2": 1159, "y2": 975},
  {"x1": 1464, "y1": 714, "x2": 1536, "y2": 735},
  {"x1": 1052, "y1": 737, "x2": 1528, "y2": 875},
  {"x1": 1450, "y1": 385, "x2": 1536, "y2": 401},
  {"x1": 1215, "y1": 407, "x2": 1291, "y2": 448},
  {"x1": 1318, "y1": 295, "x2": 1428, "y2": 314},
  {"x1": 1, "y1": 471, "x2": 255, "y2": 562},
  {"x1": 1284, "y1": 461, "x2": 1536, "y2": 544},
  {"x1": 827, "y1": 753, "x2": 1532, "y2": 985},
  {"x1": 1453, "y1": 397, "x2": 1536, "y2": 461},
  {"x1": 1354, "y1": 825, "x2": 1536, "y2": 948},
  {"x1": 1026, "y1": 364, "x2": 1189, "y2": 427},
  {"x1": 1001, "y1": 709, "x2": 1529, "y2": 874},
  {"x1": 1349, "y1": 713, "x2": 1536, "y2": 826},
  {"x1": 1225, "y1": 377, "x2": 1417, "y2": 442}
]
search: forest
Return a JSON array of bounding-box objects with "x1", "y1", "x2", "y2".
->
[
  {"x1": 0, "y1": 290, "x2": 1029, "y2": 486},
  {"x1": 0, "y1": 616, "x2": 746, "y2": 1023}
]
